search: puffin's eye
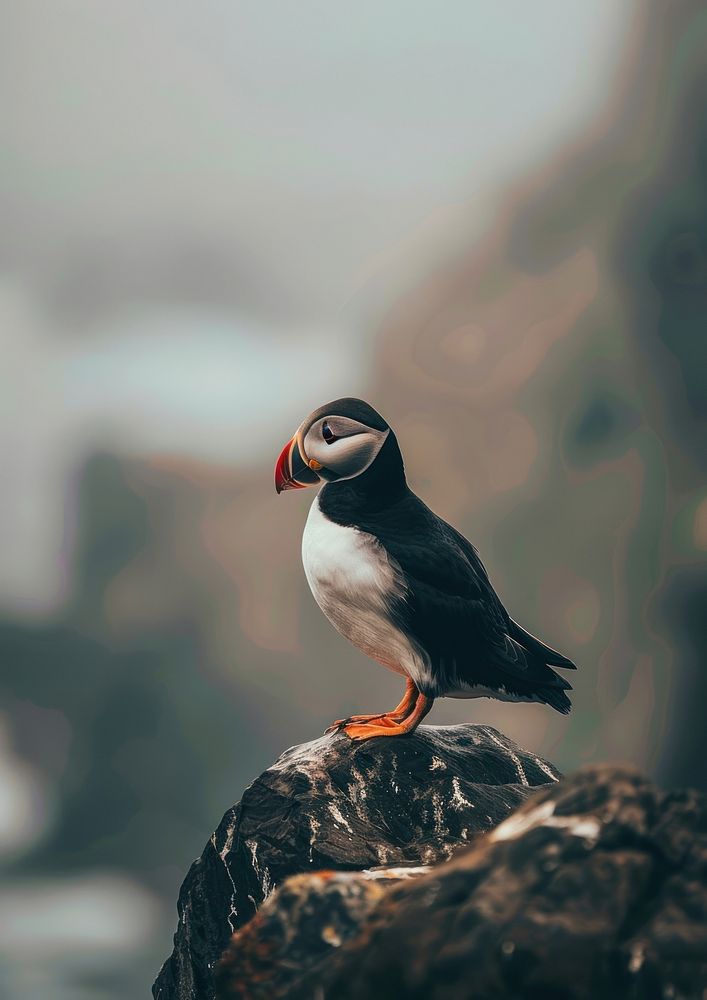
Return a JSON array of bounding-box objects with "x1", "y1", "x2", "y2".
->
[{"x1": 322, "y1": 421, "x2": 337, "y2": 444}]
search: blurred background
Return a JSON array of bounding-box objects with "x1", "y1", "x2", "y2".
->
[{"x1": 2, "y1": 1, "x2": 707, "y2": 996}]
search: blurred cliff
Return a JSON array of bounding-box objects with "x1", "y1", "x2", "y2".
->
[{"x1": 2, "y1": 2, "x2": 706, "y2": 998}]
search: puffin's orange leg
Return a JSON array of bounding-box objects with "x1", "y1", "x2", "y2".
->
[
  {"x1": 343, "y1": 691, "x2": 433, "y2": 741},
  {"x1": 325, "y1": 678, "x2": 418, "y2": 734}
]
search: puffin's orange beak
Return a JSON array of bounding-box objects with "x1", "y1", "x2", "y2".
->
[{"x1": 275, "y1": 437, "x2": 320, "y2": 494}]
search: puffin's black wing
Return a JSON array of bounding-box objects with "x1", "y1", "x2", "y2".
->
[
  {"x1": 376, "y1": 499, "x2": 574, "y2": 712},
  {"x1": 445, "y1": 522, "x2": 576, "y2": 670}
]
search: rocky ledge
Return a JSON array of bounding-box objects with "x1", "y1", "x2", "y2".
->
[
  {"x1": 217, "y1": 764, "x2": 707, "y2": 1000},
  {"x1": 153, "y1": 724, "x2": 559, "y2": 1000}
]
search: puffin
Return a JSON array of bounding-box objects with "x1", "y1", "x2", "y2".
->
[{"x1": 275, "y1": 397, "x2": 576, "y2": 740}]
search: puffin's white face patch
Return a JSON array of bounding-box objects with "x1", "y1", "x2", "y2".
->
[
  {"x1": 301, "y1": 496, "x2": 431, "y2": 685},
  {"x1": 302, "y1": 418, "x2": 389, "y2": 482}
]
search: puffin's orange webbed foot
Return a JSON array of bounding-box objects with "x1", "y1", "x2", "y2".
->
[
  {"x1": 324, "y1": 678, "x2": 420, "y2": 735},
  {"x1": 343, "y1": 692, "x2": 433, "y2": 740},
  {"x1": 343, "y1": 721, "x2": 407, "y2": 740},
  {"x1": 325, "y1": 712, "x2": 400, "y2": 734}
]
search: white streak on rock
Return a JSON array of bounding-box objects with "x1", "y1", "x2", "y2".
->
[
  {"x1": 246, "y1": 838, "x2": 260, "y2": 876},
  {"x1": 375, "y1": 843, "x2": 395, "y2": 865},
  {"x1": 245, "y1": 838, "x2": 273, "y2": 898},
  {"x1": 450, "y1": 776, "x2": 472, "y2": 810},
  {"x1": 351, "y1": 766, "x2": 367, "y2": 801},
  {"x1": 544, "y1": 813, "x2": 601, "y2": 841},
  {"x1": 491, "y1": 800, "x2": 602, "y2": 844},
  {"x1": 628, "y1": 943, "x2": 645, "y2": 974},
  {"x1": 361, "y1": 865, "x2": 429, "y2": 880},
  {"x1": 431, "y1": 792, "x2": 445, "y2": 834},
  {"x1": 211, "y1": 826, "x2": 239, "y2": 931},
  {"x1": 261, "y1": 867, "x2": 273, "y2": 898},
  {"x1": 308, "y1": 814, "x2": 321, "y2": 863},
  {"x1": 347, "y1": 765, "x2": 369, "y2": 811},
  {"x1": 531, "y1": 754, "x2": 560, "y2": 783},
  {"x1": 328, "y1": 802, "x2": 353, "y2": 834},
  {"x1": 483, "y1": 729, "x2": 529, "y2": 787},
  {"x1": 490, "y1": 800, "x2": 556, "y2": 842}
]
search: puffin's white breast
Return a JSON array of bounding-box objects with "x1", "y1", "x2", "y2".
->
[{"x1": 301, "y1": 496, "x2": 428, "y2": 681}]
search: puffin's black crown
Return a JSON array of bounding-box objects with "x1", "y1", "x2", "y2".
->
[{"x1": 307, "y1": 397, "x2": 389, "y2": 433}]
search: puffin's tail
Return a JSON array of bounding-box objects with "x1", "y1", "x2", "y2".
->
[
  {"x1": 504, "y1": 620, "x2": 575, "y2": 715},
  {"x1": 538, "y1": 683, "x2": 572, "y2": 715},
  {"x1": 507, "y1": 618, "x2": 577, "y2": 670}
]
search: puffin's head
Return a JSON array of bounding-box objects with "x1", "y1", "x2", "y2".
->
[{"x1": 274, "y1": 397, "x2": 393, "y2": 494}]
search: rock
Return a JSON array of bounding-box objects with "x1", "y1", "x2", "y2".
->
[
  {"x1": 216, "y1": 867, "x2": 426, "y2": 1000},
  {"x1": 287, "y1": 765, "x2": 707, "y2": 1000},
  {"x1": 153, "y1": 724, "x2": 559, "y2": 1000}
]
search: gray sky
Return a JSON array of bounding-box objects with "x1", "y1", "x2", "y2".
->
[
  {"x1": 1, "y1": 1, "x2": 636, "y2": 612},
  {"x1": 3, "y1": 1, "x2": 635, "y2": 319}
]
